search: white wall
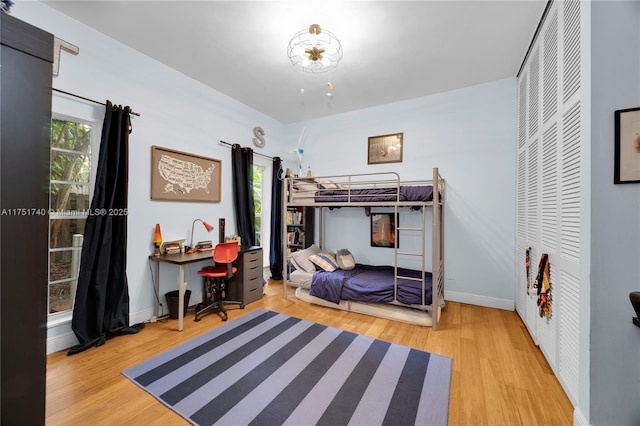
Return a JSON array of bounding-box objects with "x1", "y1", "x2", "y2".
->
[
  {"x1": 590, "y1": 1, "x2": 640, "y2": 425},
  {"x1": 289, "y1": 79, "x2": 517, "y2": 308},
  {"x1": 13, "y1": 2, "x2": 289, "y2": 353}
]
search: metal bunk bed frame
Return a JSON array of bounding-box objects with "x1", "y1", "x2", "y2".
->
[{"x1": 282, "y1": 167, "x2": 445, "y2": 329}]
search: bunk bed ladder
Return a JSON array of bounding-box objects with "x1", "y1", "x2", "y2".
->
[
  {"x1": 394, "y1": 203, "x2": 429, "y2": 316},
  {"x1": 395, "y1": 167, "x2": 443, "y2": 330}
]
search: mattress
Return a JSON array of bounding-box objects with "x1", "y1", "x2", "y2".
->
[
  {"x1": 308, "y1": 264, "x2": 433, "y2": 306},
  {"x1": 289, "y1": 269, "x2": 313, "y2": 289},
  {"x1": 295, "y1": 287, "x2": 436, "y2": 327},
  {"x1": 313, "y1": 185, "x2": 433, "y2": 203}
]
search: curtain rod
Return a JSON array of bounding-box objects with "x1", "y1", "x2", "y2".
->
[
  {"x1": 219, "y1": 140, "x2": 276, "y2": 160},
  {"x1": 52, "y1": 88, "x2": 141, "y2": 117}
]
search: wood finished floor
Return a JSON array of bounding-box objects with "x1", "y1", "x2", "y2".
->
[{"x1": 46, "y1": 280, "x2": 573, "y2": 425}]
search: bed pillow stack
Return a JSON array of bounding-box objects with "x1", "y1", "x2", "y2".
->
[
  {"x1": 336, "y1": 249, "x2": 356, "y2": 270},
  {"x1": 289, "y1": 245, "x2": 321, "y2": 273},
  {"x1": 290, "y1": 246, "x2": 356, "y2": 272}
]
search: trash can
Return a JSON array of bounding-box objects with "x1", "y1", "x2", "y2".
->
[{"x1": 165, "y1": 290, "x2": 191, "y2": 319}]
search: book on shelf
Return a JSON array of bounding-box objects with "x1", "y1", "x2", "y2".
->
[
  {"x1": 287, "y1": 229, "x2": 305, "y2": 246},
  {"x1": 286, "y1": 209, "x2": 303, "y2": 225}
]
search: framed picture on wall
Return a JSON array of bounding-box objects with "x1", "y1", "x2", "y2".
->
[
  {"x1": 370, "y1": 212, "x2": 398, "y2": 248},
  {"x1": 151, "y1": 145, "x2": 222, "y2": 202},
  {"x1": 368, "y1": 133, "x2": 403, "y2": 164},
  {"x1": 614, "y1": 107, "x2": 640, "y2": 184}
]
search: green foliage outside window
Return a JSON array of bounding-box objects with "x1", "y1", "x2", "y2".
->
[
  {"x1": 253, "y1": 165, "x2": 263, "y2": 246},
  {"x1": 49, "y1": 119, "x2": 92, "y2": 315}
]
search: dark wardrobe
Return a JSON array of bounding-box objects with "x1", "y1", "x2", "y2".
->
[{"x1": 0, "y1": 13, "x2": 53, "y2": 424}]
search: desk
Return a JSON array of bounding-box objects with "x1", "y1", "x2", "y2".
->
[
  {"x1": 149, "y1": 246, "x2": 263, "y2": 331},
  {"x1": 149, "y1": 250, "x2": 214, "y2": 331}
]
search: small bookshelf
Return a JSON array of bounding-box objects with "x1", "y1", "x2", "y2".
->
[{"x1": 286, "y1": 206, "x2": 314, "y2": 253}]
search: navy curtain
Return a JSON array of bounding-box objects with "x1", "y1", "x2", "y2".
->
[
  {"x1": 68, "y1": 101, "x2": 142, "y2": 355},
  {"x1": 231, "y1": 143, "x2": 255, "y2": 247},
  {"x1": 269, "y1": 157, "x2": 283, "y2": 279}
]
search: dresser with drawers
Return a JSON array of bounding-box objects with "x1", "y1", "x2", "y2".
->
[{"x1": 228, "y1": 246, "x2": 263, "y2": 305}]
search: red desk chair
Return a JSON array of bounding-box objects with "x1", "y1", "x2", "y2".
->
[{"x1": 195, "y1": 241, "x2": 244, "y2": 322}]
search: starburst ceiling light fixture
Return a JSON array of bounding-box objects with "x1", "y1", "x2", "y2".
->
[{"x1": 288, "y1": 24, "x2": 343, "y2": 74}]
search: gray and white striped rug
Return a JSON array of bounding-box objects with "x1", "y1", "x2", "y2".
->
[{"x1": 123, "y1": 309, "x2": 451, "y2": 426}]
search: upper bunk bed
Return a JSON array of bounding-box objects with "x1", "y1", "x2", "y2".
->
[
  {"x1": 282, "y1": 167, "x2": 445, "y2": 329},
  {"x1": 284, "y1": 168, "x2": 443, "y2": 208}
]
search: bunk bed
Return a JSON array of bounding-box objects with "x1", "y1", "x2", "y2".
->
[{"x1": 282, "y1": 167, "x2": 445, "y2": 329}]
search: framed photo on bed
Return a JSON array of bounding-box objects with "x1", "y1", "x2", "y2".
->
[
  {"x1": 614, "y1": 107, "x2": 640, "y2": 184},
  {"x1": 371, "y1": 213, "x2": 398, "y2": 248},
  {"x1": 151, "y1": 145, "x2": 222, "y2": 202},
  {"x1": 368, "y1": 133, "x2": 403, "y2": 165}
]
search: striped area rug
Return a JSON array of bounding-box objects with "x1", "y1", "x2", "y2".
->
[{"x1": 123, "y1": 309, "x2": 452, "y2": 426}]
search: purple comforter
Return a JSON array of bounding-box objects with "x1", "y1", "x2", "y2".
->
[
  {"x1": 308, "y1": 264, "x2": 433, "y2": 305},
  {"x1": 314, "y1": 185, "x2": 433, "y2": 203}
]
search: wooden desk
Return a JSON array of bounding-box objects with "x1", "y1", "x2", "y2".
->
[
  {"x1": 148, "y1": 245, "x2": 263, "y2": 331},
  {"x1": 149, "y1": 250, "x2": 214, "y2": 331}
]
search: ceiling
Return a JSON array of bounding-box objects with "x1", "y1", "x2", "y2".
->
[{"x1": 42, "y1": 1, "x2": 547, "y2": 124}]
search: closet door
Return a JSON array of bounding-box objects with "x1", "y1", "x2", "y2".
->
[
  {"x1": 0, "y1": 13, "x2": 53, "y2": 424},
  {"x1": 515, "y1": 0, "x2": 582, "y2": 405}
]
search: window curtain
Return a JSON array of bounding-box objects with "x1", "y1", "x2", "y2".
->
[
  {"x1": 231, "y1": 143, "x2": 255, "y2": 247},
  {"x1": 269, "y1": 157, "x2": 283, "y2": 279},
  {"x1": 68, "y1": 101, "x2": 143, "y2": 356}
]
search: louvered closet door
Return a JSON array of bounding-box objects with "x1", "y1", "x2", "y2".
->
[{"x1": 515, "y1": 0, "x2": 582, "y2": 405}]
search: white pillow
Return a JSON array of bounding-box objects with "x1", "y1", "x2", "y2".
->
[
  {"x1": 315, "y1": 179, "x2": 341, "y2": 189},
  {"x1": 290, "y1": 245, "x2": 321, "y2": 273},
  {"x1": 293, "y1": 180, "x2": 318, "y2": 194},
  {"x1": 289, "y1": 256, "x2": 303, "y2": 272},
  {"x1": 336, "y1": 248, "x2": 356, "y2": 270}
]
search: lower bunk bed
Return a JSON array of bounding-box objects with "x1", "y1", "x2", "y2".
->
[{"x1": 288, "y1": 263, "x2": 443, "y2": 327}]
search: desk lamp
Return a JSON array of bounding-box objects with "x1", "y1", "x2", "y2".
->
[
  {"x1": 187, "y1": 219, "x2": 214, "y2": 253},
  {"x1": 152, "y1": 223, "x2": 162, "y2": 256}
]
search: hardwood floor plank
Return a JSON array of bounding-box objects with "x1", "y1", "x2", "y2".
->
[{"x1": 46, "y1": 280, "x2": 573, "y2": 425}]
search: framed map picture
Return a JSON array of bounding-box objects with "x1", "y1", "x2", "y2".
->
[{"x1": 151, "y1": 146, "x2": 221, "y2": 202}]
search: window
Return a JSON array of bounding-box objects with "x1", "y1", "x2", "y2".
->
[
  {"x1": 48, "y1": 118, "x2": 94, "y2": 317},
  {"x1": 252, "y1": 156, "x2": 272, "y2": 265},
  {"x1": 253, "y1": 164, "x2": 264, "y2": 246}
]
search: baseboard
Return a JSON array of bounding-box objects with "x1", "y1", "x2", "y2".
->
[
  {"x1": 444, "y1": 290, "x2": 514, "y2": 311},
  {"x1": 46, "y1": 307, "x2": 157, "y2": 355},
  {"x1": 130, "y1": 307, "x2": 155, "y2": 325},
  {"x1": 47, "y1": 331, "x2": 78, "y2": 355},
  {"x1": 574, "y1": 407, "x2": 590, "y2": 426}
]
